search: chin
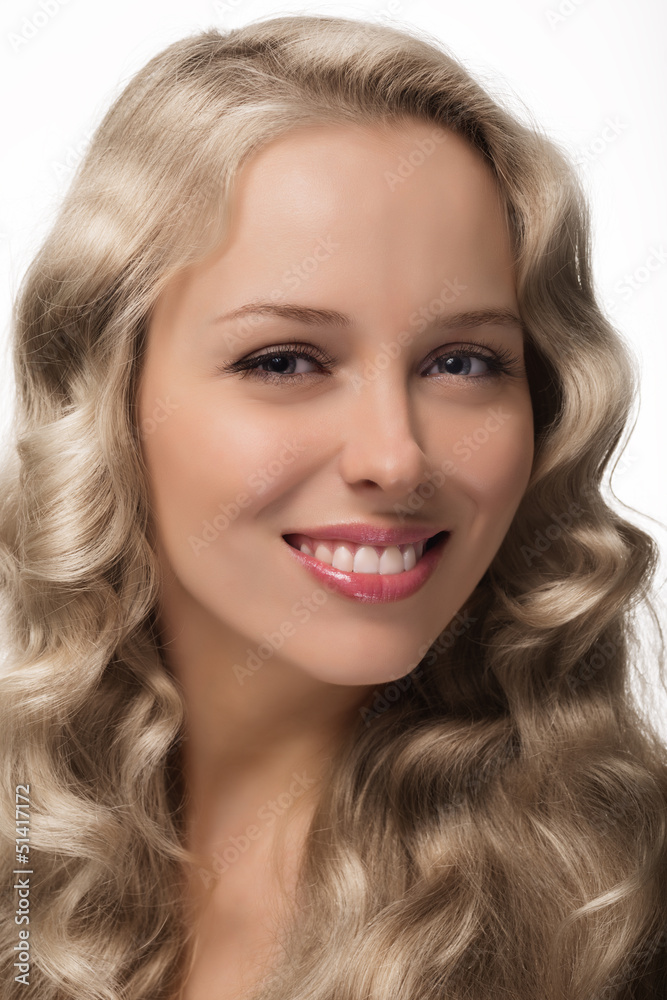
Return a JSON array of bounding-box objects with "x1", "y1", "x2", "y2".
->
[{"x1": 283, "y1": 635, "x2": 427, "y2": 689}]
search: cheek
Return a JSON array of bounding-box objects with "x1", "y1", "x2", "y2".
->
[
  {"x1": 138, "y1": 379, "x2": 304, "y2": 552},
  {"x1": 143, "y1": 406, "x2": 245, "y2": 519},
  {"x1": 452, "y1": 406, "x2": 534, "y2": 547}
]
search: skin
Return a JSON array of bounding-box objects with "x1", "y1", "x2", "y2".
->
[{"x1": 137, "y1": 118, "x2": 534, "y2": 998}]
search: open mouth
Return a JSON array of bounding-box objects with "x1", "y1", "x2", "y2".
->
[
  {"x1": 422, "y1": 530, "x2": 448, "y2": 554},
  {"x1": 282, "y1": 529, "x2": 450, "y2": 602},
  {"x1": 282, "y1": 529, "x2": 449, "y2": 572}
]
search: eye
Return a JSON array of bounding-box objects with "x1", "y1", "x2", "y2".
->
[
  {"x1": 216, "y1": 340, "x2": 524, "y2": 385},
  {"x1": 423, "y1": 345, "x2": 523, "y2": 381},
  {"x1": 218, "y1": 344, "x2": 333, "y2": 384}
]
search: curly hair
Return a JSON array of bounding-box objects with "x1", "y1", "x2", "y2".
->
[{"x1": 1, "y1": 14, "x2": 666, "y2": 1000}]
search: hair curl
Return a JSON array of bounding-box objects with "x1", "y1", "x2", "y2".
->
[{"x1": 1, "y1": 14, "x2": 666, "y2": 1000}]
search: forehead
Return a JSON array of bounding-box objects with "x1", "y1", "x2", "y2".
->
[
  {"x1": 153, "y1": 119, "x2": 518, "y2": 337},
  {"x1": 227, "y1": 118, "x2": 505, "y2": 238},
  {"x1": 214, "y1": 119, "x2": 513, "y2": 286}
]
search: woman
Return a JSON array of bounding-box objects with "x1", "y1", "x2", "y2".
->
[{"x1": 1, "y1": 13, "x2": 666, "y2": 1000}]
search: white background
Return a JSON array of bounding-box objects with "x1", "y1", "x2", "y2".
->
[{"x1": 1, "y1": 0, "x2": 666, "y2": 729}]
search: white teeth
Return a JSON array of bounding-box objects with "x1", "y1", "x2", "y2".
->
[
  {"x1": 299, "y1": 538, "x2": 429, "y2": 574},
  {"x1": 377, "y1": 546, "x2": 405, "y2": 575},
  {"x1": 354, "y1": 545, "x2": 385, "y2": 573},
  {"x1": 333, "y1": 545, "x2": 355, "y2": 571},
  {"x1": 404, "y1": 543, "x2": 418, "y2": 570}
]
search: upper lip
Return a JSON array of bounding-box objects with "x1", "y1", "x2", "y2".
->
[{"x1": 282, "y1": 523, "x2": 449, "y2": 547}]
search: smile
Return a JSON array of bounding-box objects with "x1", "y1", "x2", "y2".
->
[
  {"x1": 284, "y1": 533, "x2": 441, "y2": 573},
  {"x1": 282, "y1": 531, "x2": 450, "y2": 603}
]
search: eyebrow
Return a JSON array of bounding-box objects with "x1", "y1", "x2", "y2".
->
[{"x1": 209, "y1": 302, "x2": 524, "y2": 332}]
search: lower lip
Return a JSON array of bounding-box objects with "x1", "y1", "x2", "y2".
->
[{"x1": 282, "y1": 532, "x2": 450, "y2": 604}]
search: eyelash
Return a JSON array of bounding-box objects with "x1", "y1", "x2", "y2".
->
[{"x1": 217, "y1": 340, "x2": 524, "y2": 385}]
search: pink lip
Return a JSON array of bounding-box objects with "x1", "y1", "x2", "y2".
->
[
  {"x1": 282, "y1": 523, "x2": 447, "y2": 547},
  {"x1": 283, "y1": 531, "x2": 450, "y2": 604}
]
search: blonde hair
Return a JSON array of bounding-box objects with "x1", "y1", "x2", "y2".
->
[{"x1": 1, "y1": 14, "x2": 666, "y2": 1000}]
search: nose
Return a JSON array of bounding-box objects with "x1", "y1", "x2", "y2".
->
[{"x1": 337, "y1": 373, "x2": 432, "y2": 497}]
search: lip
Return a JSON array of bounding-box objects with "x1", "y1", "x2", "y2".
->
[
  {"x1": 282, "y1": 530, "x2": 450, "y2": 604},
  {"x1": 282, "y1": 523, "x2": 448, "y2": 547}
]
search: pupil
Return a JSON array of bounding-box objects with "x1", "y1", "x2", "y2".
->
[
  {"x1": 268, "y1": 356, "x2": 291, "y2": 373},
  {"x1": 444, "y1": 357, "x2": 466, "y2": 375}
]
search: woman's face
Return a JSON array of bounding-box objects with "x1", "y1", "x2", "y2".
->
[{"x1": 138, "y1": 119, "x2": 534, "y2": 687}]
